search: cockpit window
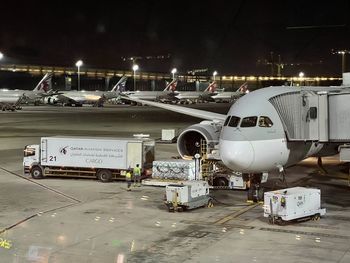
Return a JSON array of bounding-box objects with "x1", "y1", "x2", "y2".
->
[
  {"x1": 228, "y1": 116, "x2": 240, "y2": 127},
  {"x1": 224, "y1": 116, "x2": 231, "y2": 126},
  {"x1": 258, "y1": 116, "x2": 273, "y2": 127},
  {"x1": 240, "y1": 116, "x2": 257, "y2": 127}
]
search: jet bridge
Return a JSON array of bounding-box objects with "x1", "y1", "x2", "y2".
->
[{"x1": 269, "y1": 89, "x2": 350, "y2": 142}]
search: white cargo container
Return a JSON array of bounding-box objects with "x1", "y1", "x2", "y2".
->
[
  {"x1": 23, "y1": 136, "x2": 155, "y2": 182},
  {"x1": 152, "y1": 159, "x2": 199, "y2": 180},
  {"x1": 263, "y1": 187, "x2": 326, "y2": 225}
]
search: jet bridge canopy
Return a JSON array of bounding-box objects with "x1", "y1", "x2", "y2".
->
[{"x1": 269, "y1": 89, "x2": 350, "y2": 142}]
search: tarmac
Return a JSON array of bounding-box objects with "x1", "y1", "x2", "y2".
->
[{"x1": 0, "y1": 104, "x2": 349, "y2": 263}]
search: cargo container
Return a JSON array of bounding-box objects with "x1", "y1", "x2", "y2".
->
[{"x1": 23, "y1": 136, "x2": 155, "y2": 182}]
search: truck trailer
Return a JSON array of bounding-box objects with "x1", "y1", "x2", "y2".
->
[{"x1": 23, "y1": 136, "x2": 155, "y2": 182}]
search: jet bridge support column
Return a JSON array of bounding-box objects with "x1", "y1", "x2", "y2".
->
[{"x1": 339, "y1": 145, "x2": 350, "y2": 187}]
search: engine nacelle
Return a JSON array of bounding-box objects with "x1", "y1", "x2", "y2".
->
[
  {"x1": 177, "y1": 121, "x2": 222, "y2": 158},
  {"x1": 44, "y1": 95, "x2": 59, "y2": 105}
]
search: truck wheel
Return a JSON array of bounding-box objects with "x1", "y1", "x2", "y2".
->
[
  {"x1": 268, "y1": 216, "x2": 274, "y2": 225},
  {"x1": 97, "y1": 169, "x2": 112, "y2": 182},
  {"x1": 207, "y1": 198, "x2": 214, "y2": 208},
  {"x1": 276, "y1": 217, "x2": 286, "y2": 226},
  {"x1": 312, "y1": 213, "x2": 320, "y2": 221},
  {"x1": 214, "y1": 177, "x2": 228, "y2": 187},
  {"x1": 31, "y1": 166, "x2": 43, "y2": 179}
]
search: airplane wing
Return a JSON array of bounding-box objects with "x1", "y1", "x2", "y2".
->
[{"x1": 121, "y1": 96, "x2": 226, "y2": 122}]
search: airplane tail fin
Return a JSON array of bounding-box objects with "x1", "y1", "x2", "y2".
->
[
  {"x1": 164, "y1": 79, "x2": 178, "y2": 91},
  {"x1": 33, "y1": 73, "x2": 53, "y2": 93},
  {"x1": 204, "y1": 81, "x2": 217, "y2": 93},
  {"x1": 237, "y1": 82, "x2": 249, "y2": 93},
  {"x1": 111, "y1": 76, "x2": 128, "y2": 92}
]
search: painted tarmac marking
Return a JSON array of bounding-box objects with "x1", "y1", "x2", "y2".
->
[
  {"x1": 214, "y1": 203, "x2": 260, "y2": 225},
  {"x1": 0, "y1": 167, "x2": 82, "y2": 235},
  {"x1": 259, "y1": 227, "x2": 350, "y2": 239}
]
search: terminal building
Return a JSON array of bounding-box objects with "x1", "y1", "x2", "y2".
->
[{"x1": 0, "y1": 63, "x2": 343, "y2": 92}]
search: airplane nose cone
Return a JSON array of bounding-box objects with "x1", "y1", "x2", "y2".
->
[{"x1": 219, "y1": 136, "x2": 255, "y2": 171}]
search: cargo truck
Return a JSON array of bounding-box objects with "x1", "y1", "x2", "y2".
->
[{"x1": 23, "y1": 136, "x2": 155, "y2": 182}]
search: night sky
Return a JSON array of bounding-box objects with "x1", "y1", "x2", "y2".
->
[{"x1": 0, "y1": 0, "x2": 349, "y2": 76}]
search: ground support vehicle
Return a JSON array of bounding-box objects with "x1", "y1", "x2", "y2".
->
[
  {"x1": 23, "y1": 136, "x2": 155, "y2": 182},
  {"x1": 263, "y1": 187, "x2": 326, "y2": 225},
  {"x1": 164, "y1": 181, "x2": 213, "y2": 212}
]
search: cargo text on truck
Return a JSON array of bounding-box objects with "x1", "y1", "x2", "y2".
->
[{"x1": 23, "y1": 136, "x2": 155, "y2": 182}]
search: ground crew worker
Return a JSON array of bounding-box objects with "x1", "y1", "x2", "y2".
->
[
  {"x1": 133, "y1": 164, "x2": 141, "y2": 187},
  {"x1": 126, "y1": 169, "x2": 132, "y2": 191}
]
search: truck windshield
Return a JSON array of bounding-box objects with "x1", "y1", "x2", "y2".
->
[{"x1": 24, "y1": 147, "x2": 36, "y2": 157}]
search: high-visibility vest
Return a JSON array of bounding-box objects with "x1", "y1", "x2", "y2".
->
[
  {"x1": 133, "y1": 167, "x2": 141, "y2": 175},
  {"x1": 126, "y1": 172, "x2": 132, "y2": 179}
]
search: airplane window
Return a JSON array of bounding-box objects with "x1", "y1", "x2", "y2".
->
[
  {"x1": 228, "y1": 116, "x2": 240, "y2": 127},
  {"x1": 258, "y1": 116, "x2": 273, "y2": 127},
  {"x1": 224, "y1": 116, "x2": 231, "y2": 126},
  {"x1": 240, "y1": 116, "x2": 257, "y2": 127}
]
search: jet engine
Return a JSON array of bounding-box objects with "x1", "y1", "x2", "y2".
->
[
  {"x1": 177, "y1": 121, "x2": 222, "y2": 158},
  {"x1": 44, "y1": 95, "x2": 59, "y2": 105}
]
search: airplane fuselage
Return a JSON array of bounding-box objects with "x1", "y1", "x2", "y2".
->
[{"x1": 219, "y1": 86, "x2": 340, "y2": 173}]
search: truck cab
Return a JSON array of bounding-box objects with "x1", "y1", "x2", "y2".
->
[{"x1": 23, "y1": 144, "x2": 40, "y2": 175}]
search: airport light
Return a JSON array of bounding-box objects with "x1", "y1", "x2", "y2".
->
[
  {"x1": 75, "y1": 60, "x2": 83, "y2": 91},
  {"x1": 299, "y1": 72, "x2": 305, "y2": 86},
  {"x1": 213, "y1": 71, "x2": 218, "y2": 81},
  {"x1": 132, "y1": 64, "x2": 139, "y2": 91},
  {"x1": 171, "y1": 68, "x2": 177, "y2": 79},
  {"x1": 333, "y1": 50, "x2": 350, "y2": 73}
]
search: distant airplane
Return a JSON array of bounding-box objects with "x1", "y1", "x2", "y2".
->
[
  {"x1": 122, "y1": 84, "x2": 350, "y2": 195},
  {"x1": 211, "y1": 82, "x2": 249, "y2": 102},
  {"x1": 44, "y1": 76, "x2": 128, "y2": 107},
  {"x1": 0, "y1": 73, "x2": 52, "y2": 111},
  {"x1": 174, "y1": 81, "x2": 218, "y2": 103},
  {"x1": 120, "y1": 79, "x2": 178, "y2": 102}
]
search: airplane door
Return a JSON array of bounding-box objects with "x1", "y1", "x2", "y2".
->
[
  {"x1": 306, "y1": 95, "x2": 319, "y2": 140},
  {"x1": 304, "y1": 92, "x2": 328, "y2": 141}
]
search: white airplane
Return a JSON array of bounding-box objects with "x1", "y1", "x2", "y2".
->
[
  {"x1": 44, "y1": 76, "x2": 127, "y2": 107},
  {"x1": 121, "y1": 79, "x2": 178, "y2": 102},
  {"x1": 0, "y1": 73, "x2": 52, "y2": 111},
  {"x1": 211, "y1": 82, "x2": 249, "y2": 102},
  {"x1": 174, "y1": 81, "x2": 218, "y2": 103},
  {"x1": 123, "y1": 84, "x2": 350, "y2": 193}
]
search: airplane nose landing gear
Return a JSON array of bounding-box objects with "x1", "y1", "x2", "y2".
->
[{"x1": 247, "y1": 173, "x2": 264, "y2": 203}]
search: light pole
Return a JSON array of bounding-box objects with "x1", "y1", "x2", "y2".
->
[
  {"x1": 75, "y1": 60, "x2": 83, "y2": 91},
  {"x1": 332, "y1": 49, "x2": 350, "y2": 74},
  {"x1": 298, "y1": 71, "x2": 305, "y2": 86},
  {"x1": 132, "y1": 64, "x2": 139, "y2": 91},
  {"x1": 213, "y1": 71, "x2": 218, "y2": 82},
  {"x1": 171, "y1": 68, "x2": 177, "y2": 80},
  {"x1": 338, "y1": 50, "x2": 350, "y2": 73}
]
